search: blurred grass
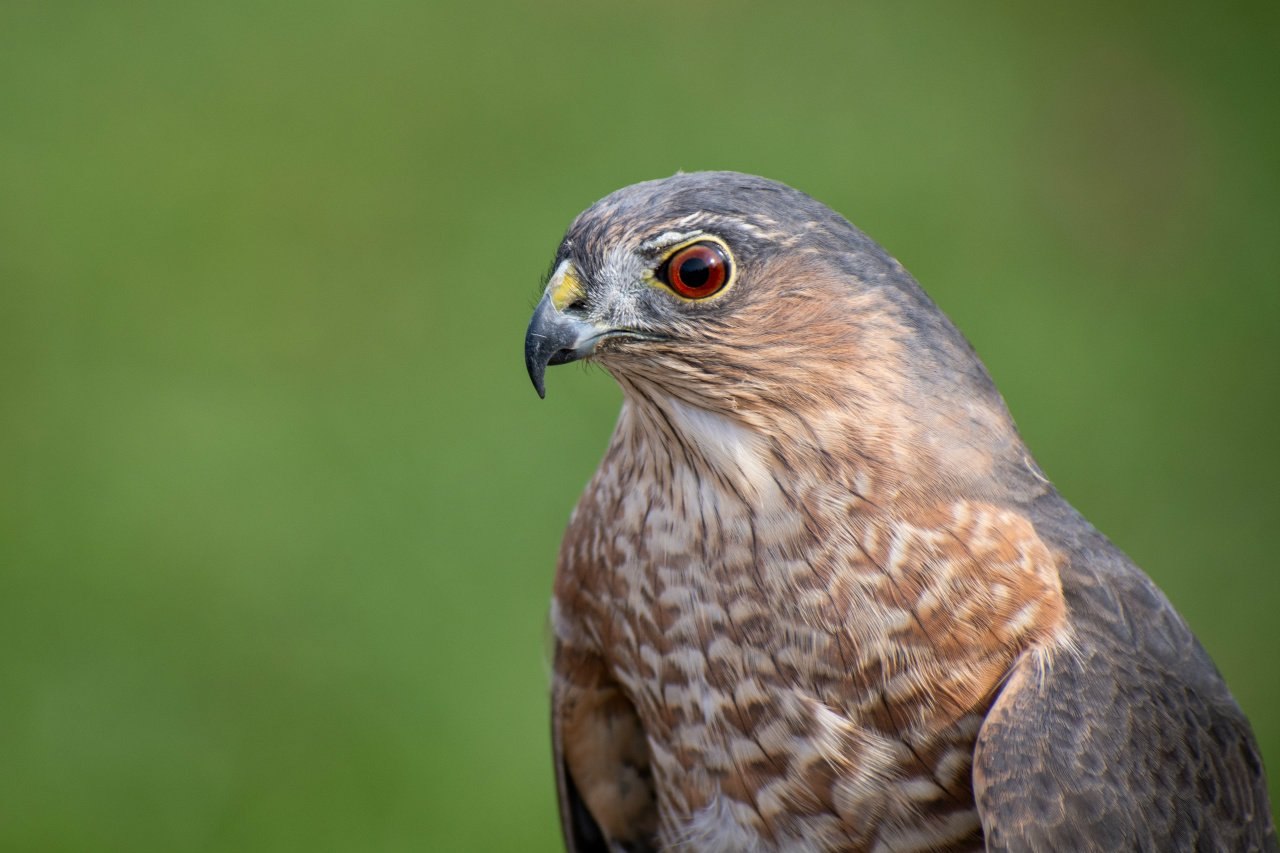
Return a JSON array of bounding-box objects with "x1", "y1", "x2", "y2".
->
[{"x1": 1, "y1": 0, "x2": 1276, "y2": 849}]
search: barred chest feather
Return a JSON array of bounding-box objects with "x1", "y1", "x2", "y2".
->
[{"x1": 553, "y1": 401, "x2": 1068, "y2": 852}]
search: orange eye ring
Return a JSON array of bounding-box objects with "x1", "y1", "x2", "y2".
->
[{"x1": 661, "y1": 242, "x2": 730, "y2": 299}]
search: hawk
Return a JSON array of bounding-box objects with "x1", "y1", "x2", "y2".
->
[{"x1": 523, "y1": 172, "x2": 1274, "y2": 852}]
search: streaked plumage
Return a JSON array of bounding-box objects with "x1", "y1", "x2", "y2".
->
[{"x1": 524, "y1": 172, "x2": 1275, "y2": 852}]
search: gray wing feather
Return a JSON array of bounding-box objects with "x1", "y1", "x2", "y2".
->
[{"x1": 975, "y1": 503, "x2": 1275, "y2": 851}]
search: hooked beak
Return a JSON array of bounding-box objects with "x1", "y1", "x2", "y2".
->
[
  {"x1": 523, "y1": 294, "x2": 611, "y2": 399},
  {"x1": 525, "y1": 262, "x2": 666, "y2": 398}
]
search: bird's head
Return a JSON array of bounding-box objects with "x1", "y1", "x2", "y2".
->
[{"x1": 525, "y1": 172, "x2": 1036, "y2": 497}]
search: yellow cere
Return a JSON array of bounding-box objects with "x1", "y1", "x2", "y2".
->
[{"x1": 549, "y1": 265, "x2": 586, "y2": 312}]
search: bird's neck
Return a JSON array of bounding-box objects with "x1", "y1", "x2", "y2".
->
[{"x1": 612, "y1": 385, "x2": 927, "y2": 510}]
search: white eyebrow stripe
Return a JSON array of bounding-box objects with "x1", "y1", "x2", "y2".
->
[
  {"x1": 640, "y1": 230, "x2": 704, "y2": 252},
  {"x1": 547, "y1": 258, "x2": 571, "y2": 281}
]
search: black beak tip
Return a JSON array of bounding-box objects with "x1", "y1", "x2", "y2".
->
[{"x1": 525, "y1": 348, "x2": 548, "y2": 399}]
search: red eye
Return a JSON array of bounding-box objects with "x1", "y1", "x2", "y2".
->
[{"x1": 662, "y1": 242, "x2": 730, "y2": 299}]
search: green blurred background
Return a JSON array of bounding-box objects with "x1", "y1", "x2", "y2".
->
[{"x1": 2, "y1": 1, "x2": 1276, "y2": 849}]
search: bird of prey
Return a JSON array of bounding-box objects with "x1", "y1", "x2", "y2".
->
[{"x1": 523, "y1": 172, "x2": 1275, "y2": 852}]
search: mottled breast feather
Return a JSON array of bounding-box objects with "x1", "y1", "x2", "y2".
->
[{"x1": 552, "y1": 396, "x2": 1071, "y2": 851}]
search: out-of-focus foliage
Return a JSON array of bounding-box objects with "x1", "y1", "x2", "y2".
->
[{"x1": 1, "y1": 1, "x2": 1276, "y2": 849}]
